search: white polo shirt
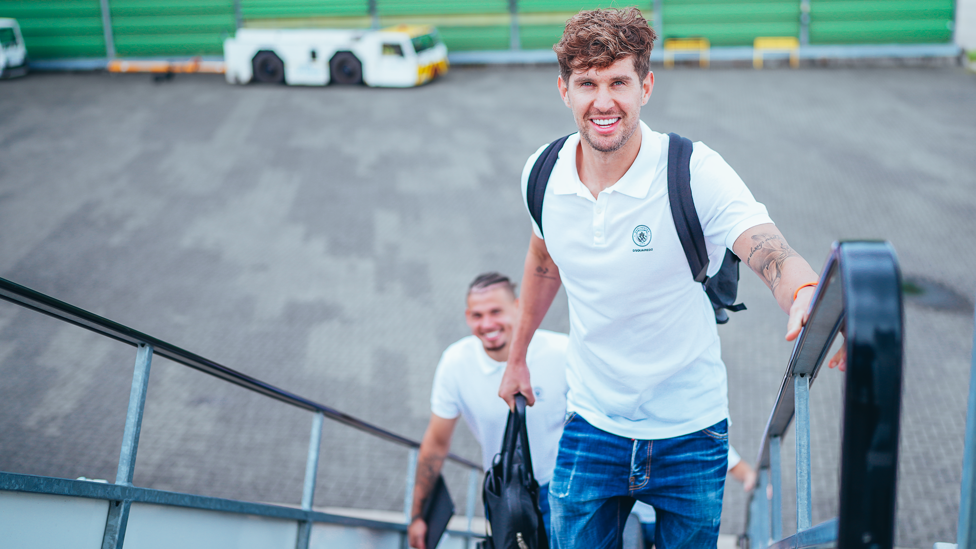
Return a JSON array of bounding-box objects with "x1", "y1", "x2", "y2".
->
[
  {"x1": 520, "y1": 121, "x2": 772, "y2": 440},
  {"x1": 430, "y1": 330, "x2": 568, "y2": 485}
]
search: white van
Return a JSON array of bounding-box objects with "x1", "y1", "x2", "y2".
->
[
  {"x1": 223, "y1": 24, "x2": 448, "y2": 88},
  {"x1": 0, "y1": 18, "x2": 28, "y2": 78}
]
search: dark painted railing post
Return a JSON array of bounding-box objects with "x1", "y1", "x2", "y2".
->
[{"x1": 102, "y1": 343, "x2": 153, "y2": 549}]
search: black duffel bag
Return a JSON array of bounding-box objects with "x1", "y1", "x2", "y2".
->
[{"x1": 482, "y1": 394, "x2": 548, "y2": 549}]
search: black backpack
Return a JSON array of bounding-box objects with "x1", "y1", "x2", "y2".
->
[{"x1": 525, "y1": 132, "x2": 745, "y2": 324}]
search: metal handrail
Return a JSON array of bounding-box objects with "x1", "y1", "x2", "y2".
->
[
  {"x1": 0, "y1": 275, "x2": 484, "y2": 549},
  {"x1": 744, "y1": 241, "x2": 904, "y2": 549},
  {"x1": 0, "y1": 276, "x2": 478, "y2": 470}
]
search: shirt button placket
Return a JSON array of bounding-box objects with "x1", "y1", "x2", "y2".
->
[{"x1": 593, "y1": 193, "x2": 608, "y2": 245}]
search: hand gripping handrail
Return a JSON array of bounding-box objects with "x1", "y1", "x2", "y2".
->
[
  {"x1": 744, "y1": 241, "x2": 904, "y2": 549},
  {"x1": 0, "y1": 275, "x2": 482, "y2": 549}
]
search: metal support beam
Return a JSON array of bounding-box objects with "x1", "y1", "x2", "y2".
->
[
  {"x1": 748, "y1": 468, "x2": 772, "y2": 549},
  {"x1": 799, "y1": 0, "x2": 811, "y2": 46},
  {"x1": 404, "y1": 449, "x2": 418, "y2": 524},
  {"x1": 770, "y1": 436, "x2": 783, "y2": 542},
  {"x1": 233, "y1": 0, "x2": 243, "y2": 30},
  {"x1": 654, "y1": 0, "x2": 663, "y2": 45},
  {"x1": 102, "y1": 344, "x2": 153, "y2": 549},
  {"x1": 369, "y1": 0, "x2": 379, "y2": 30},
  {"x1": 795, "y1": 375, "x2": 812, "y2": 531},
  {"x1": 98, "y1": 0, "x2": 116, "y2": 59},
  {"x1": 117, "y1": 344, "x2": 153, "y2": 485},
  {"x1": 509, "y1": 0, "x2": 520, "y2": 51},
  {"x1": 957, "y1": 303, "x2": 976, "y2": 548},
  {"x1": 296, "y1": 412, "x2": 324, "y2": 549}
]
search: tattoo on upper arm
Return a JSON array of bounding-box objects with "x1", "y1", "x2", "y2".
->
[
  {"x1": 535, "y1": 266, "x2": 558, "y2": 280},
  {"x1": 746, "y1": 233, "x2": 798, "y2": 291}
]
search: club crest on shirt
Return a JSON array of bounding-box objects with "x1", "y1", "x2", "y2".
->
[{"x1": 632, "y1": 225, "x2": 652, "y2": 248}]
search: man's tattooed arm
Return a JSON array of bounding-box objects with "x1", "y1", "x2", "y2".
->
[
  {"x1": 411, "y1": 451, "x2": 446, "y2": 520},
  {"x1": 745, "y1": 232, "x2": 799, "y2": 293}
]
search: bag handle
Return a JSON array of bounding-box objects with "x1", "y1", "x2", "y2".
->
[{"x1": 500, "y1": 394, "x2": 536, "y2": 485}]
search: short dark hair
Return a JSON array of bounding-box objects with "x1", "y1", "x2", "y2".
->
[
  {"x1": 467, "y1": 272, "x2": 517, "y2": 299},
  {"x1": 553, "y1": 7, "x2": 657, "y2": 83}
]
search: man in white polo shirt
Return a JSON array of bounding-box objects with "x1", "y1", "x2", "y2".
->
[
  {"x1": 498, "y1": 8, "x2": 836, "y2": 549},
  {"x1": 408, "y1": 272, "x2": 568, "y2": 549}
]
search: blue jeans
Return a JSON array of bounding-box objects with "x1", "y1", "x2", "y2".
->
[
  {"x1": 549, "y1": 414, "x2": 728, "y2": 549},
  {"x1": 539, "y1": 483, "x2": 551, "y2": 539}
]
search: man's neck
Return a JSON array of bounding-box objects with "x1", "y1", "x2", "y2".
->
[
  {"x1": 576, "y1": 128, "x2": 643, "y2": 199},
  {"x1": 485, "y1": 345, "x2": 509, "y2": 363}
]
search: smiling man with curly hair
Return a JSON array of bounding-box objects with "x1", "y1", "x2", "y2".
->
[{"x1": 498, "y1": 8, "x2": 831, "y2": 549}]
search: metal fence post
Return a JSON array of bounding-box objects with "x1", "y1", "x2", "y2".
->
[
  {"x1": 233, "y1": 0, "x2": 243, "y2": 30},
  {"x1": 369, "y1": 0, "x2": 379, "y2": 30},
  {"x1": 795, "y1": 375, "x2": 812, "y2": 531},
  {"x1": 654, "y1": 0, "x2": 663, "y2": 45},
  {"x1": 404, "y1": 449, "x2": 418, "y2": 524},
  {"x1": 466, "y1": 468, "x2": 478, "y2": 533},
  {"x1": 98, "y1": 0, "x2": 116, "y2": 59},
  {"x1": 296, "y1": 412, "x2": 324, "y2": 549},
  {"x1": 102, "y1": 343, "x2": 153, "y2": 549},
  {"x1": 799, "y1": 0, "x2": 811, "y2": 46},
  {"x1": 957, "y1": 304, "x2": 976, "y2": 547},
  {"x1": 509, "y1": 0, "x2": 520, "y2": 51},
  {"x1": 769, "y1": 436, "x2": 783, "y2": 542}
]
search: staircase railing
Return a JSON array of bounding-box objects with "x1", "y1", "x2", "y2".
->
[
  {"x1": 0, "y1": 276, "x2": 483, "y2": 549},
  {"x1": 744, "y1": 241, "x2": 904, "y2": 549}
]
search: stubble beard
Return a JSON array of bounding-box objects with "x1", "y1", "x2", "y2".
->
[{"x1": 580, "y1": 115, "x2": 640, "y2": 153}]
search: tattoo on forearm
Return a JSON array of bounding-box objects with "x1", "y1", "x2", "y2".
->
[
  {"x1": 746, "y1": 233, "x2": 798, "y2": 292},
  {"x1": 414, "y1": 453, "x2": 445, "y2": 515},
  {"x1": 535, "y1": 266, "x2": 557, "y2": 280}
]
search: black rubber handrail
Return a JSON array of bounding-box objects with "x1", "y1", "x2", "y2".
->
[
  {"x1": 746, "y1": 241, "x2": 904, "y2": 548},
  {"x1": 0, "y1": 277, "x2": 480, "y2": 470}
]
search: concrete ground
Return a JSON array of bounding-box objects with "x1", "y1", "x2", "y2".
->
[{"x1": 0, "y1": 64, "x2": 974, "y2": 548}]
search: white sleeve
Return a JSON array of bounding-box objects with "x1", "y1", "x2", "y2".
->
[
  {"x1": 521, "y1": 144, "x2": 550, "y2": 239},
  {"x1": 689, "y1": 142, "x2": 774, "y2": 275},
  {"x1": 727, "y1": 444, "x2": 742, "y2": 471},
  {"x1": 429, "y1": 350, "x2": 461, "y2": 420}
]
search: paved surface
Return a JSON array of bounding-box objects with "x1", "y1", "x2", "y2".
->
[{"x1": 0, "y1": 65, "x2": 974, "y2": 548}]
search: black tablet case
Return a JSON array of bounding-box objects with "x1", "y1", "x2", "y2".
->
[{"x1": 423, "y1": 474, "x2": 455, "y2": 549}]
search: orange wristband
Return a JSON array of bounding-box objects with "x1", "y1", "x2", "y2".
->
[{"x1": 793, "y1": 282, "x2": 818, "y2": 302}]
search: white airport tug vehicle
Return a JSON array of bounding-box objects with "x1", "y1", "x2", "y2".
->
[
  {"x1": 223, "y1": 24, "x2": 448, "y2": 87},
  {"x1": 0, "y1": 18, "x2": 28, "y2": 78}
]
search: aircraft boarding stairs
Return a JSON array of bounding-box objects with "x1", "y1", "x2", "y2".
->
[{"x1": 2, "y1": 241, "x2": 975, "y2": 549}]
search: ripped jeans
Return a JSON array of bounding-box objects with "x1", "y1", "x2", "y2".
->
[{"x1": 548, "y1": 414, "x2": 728, "y2": 549}]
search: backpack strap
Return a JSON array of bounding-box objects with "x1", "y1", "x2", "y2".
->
[
  {"x1": 667, "y1": 132, "x2": 710, "y2": 283},
  {"x1": 526, "y1": 134, "x2": 572, "y2": 239}
]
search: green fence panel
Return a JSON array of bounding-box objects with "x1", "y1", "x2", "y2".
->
[
  {"x1": 379, "y1": 0, "x2": 508, "y2": 17},
  {"x1": 109, "y1": 0, "x2": 234, "y2": 56},
  {"x1": 437, "y1": 25, "x2": 510, "y2": 50},
  {"x1": 520, "y1": 23, "x2": 565, "y2": 49},
  {"x1": 0, "y1": 0, "x2": 106, "y2": 58},
  {"x1": 241, "y1": 0, "x2": 369, "y2": 20},
  {"x1": 518, "y1": 0, "x2": 648, "y2": 13},
  {"x1": 661, "y1": 0, "x2": 798, "y2": 46},
  {"x1": 809, "y1": 0, "x2": 954, "y2": 44}
]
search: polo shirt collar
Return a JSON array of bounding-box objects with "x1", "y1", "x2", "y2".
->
[
  {"x1": 478, "y1": 347, "x2": 505, "y2": 375},
  {"x1": 550, "y1": 121, "x2": 661, "y2": 200}
]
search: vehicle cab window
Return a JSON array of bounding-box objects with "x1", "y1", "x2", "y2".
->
[{"x1": 382, "y1": 43, "x2": 404, "y2": 57}]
